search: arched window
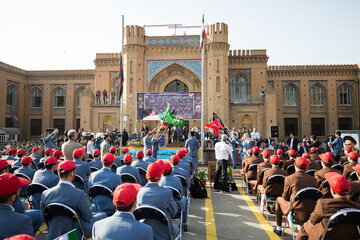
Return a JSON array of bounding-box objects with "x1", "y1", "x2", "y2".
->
[
  {"x1": 310, "y1": 85, "x2": 325, "y2": 106},
  {"x1": 130, "y1": 78, "x2": 134, "y2": 94},
  {"x1": 54, "y1": 88, "x2": 66, "y2": 108},
  {"x1": 230, "y1": 74, "x2": 248, "y2": 103},
  {"x1": 283, "y1": 85, "x2": 297, "y2": 106},
  {"x1": 338, "y1": 84, "x2": 352, "y2": 105},
  {"x1": 6, "y1": 86, "x2": 17, "y2": 107},
  {"x1": 31, "y1": 89, "x2": 42, "y2": 108},
  {"x1": 216, "y1": 76, "x2": 220, "y2": 92},
  {"x1": 164, "y1": 80, "x2": 189, "y2": 92},
  {"x1": 76, "y1": 88, "x2": 84, "y2": 108}
]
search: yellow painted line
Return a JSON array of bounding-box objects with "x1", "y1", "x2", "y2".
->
[
  {"x1": 205, "y1": 187, "x2": 217, "y2": 240},
  {"x1": 238, "y1": 187, "x2": 281, "y2": 240}
]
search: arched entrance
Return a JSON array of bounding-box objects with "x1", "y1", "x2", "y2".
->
[
  {"x1": 103, "y1": 115, "x2": 113, "y2": 131},
  {"x1": 164, "y1": 80, "x2": 189, "y2": 92}
]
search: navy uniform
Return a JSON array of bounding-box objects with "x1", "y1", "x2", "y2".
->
[
  {"x1": 89, "y1": 149, "x2": 103, "y2": 170},
  {"x1": 6, "y1": 148, "x2": 17, "y2": 162},
  {"x1": 73, "y1": 148, "x2": 91, "y2": 190},
  {"x1": 131, "y1": 151, "x2": 149, "y2": 186},
  {"x1": 177, "y1": 150, "x2": 192, "y2": 176},
  {"x1": 143, "y1": 134, "x2": 152, "y2": 154},
  {"x1": 152, "y1": 136, "x2": 159, "y2": 159},
  {"x1": 14, "y1": 165, "x2": 36, "y2": 180},
  {"x1": 30, "y1": 147, "x2": 42, "y2": 165},
  {"x1": 116, "y1": 165, "x2": 141, "y2": 184},
  {"x1": 171, "y1": 155, "x2": 190, "y2": 195},
  {"x1": 144, "y1": 154, "x2": 157, "y2": 164},
  {"x1": 185, "y1": 135, "x2": 200, "y2": 169}
]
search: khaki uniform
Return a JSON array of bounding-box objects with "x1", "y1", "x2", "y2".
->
[
  {"x1": 343, "y1": 161, "x2": 357, "y2": 179},
  {"x1": 100, "y1": 140, "x2": 111, "y2": 159},
  {"x1": 348, "y1": 180, "x2": 360, "y2": 202},
  {"x1": 244, "y1": 155, "x2": 263, "y2": 180},
  {"x1": 260, "y1": 166, "x2": 286, "y2": 197},
  {"x1": 314, "y1": 167, "x2": 341, "y2": 198},
  {"x1": 307, "y1": 160, "x2": 321, "y2": 171}
]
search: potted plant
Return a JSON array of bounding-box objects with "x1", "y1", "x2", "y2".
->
[
  {"x1": 128, "y1": 141, "x2": 143, "y2": 148},
  {"x1": 196, "y1": 168, "x2": 207, "y2": 187}
]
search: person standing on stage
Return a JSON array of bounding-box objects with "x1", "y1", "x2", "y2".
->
[{"x1": 185, "y1": 131, "x2": 200, "y2": 170}]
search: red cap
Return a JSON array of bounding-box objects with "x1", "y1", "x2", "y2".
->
[
  {"x1": 352, "y1": 163, "x2": 360, "y2": 173},
  {"x1": 17, "y1": 149, "x2": 26, "y2": 156},
  {"x1": 0, "y1": 159, "x2": 10, "y2": 170},
  {"x1": 110, "y1": 146, "x2": 117, "y2": 153},
  {"x1": 319, "y1": 154, "x2": 333, "y2": 164},
  {"x1": 287, "y1": 149, "x2": 296, "y2": 157},
  {"x1": 325, "y1": 152, "x2": 333, "y2": 157},
  {"x1": 176, "y1": 150, "x2": 186, "y2": 158},
  {"x1": 163, "y1": 161, "x2": 172, "y2": 174},
  {"x1": 325, "y1": 172, "x2": 350, "y2": 195},
  {"x1": 122, "y1": 147, "x2": 129, "y2": 153},
  {"x1": 73, "y1": 148, "x2": 85, "y2": 158},
  {"x1": 92, "y1": 149, "x2": 101, "y2": 157},
  {"x1": 262, "y1": 150, "x2": 270, "y2": 158},
  {"x1": 45, "y1": 156, "x2": 60, "y2": 166},
  {"x1": 21, "y1": 156, "x2": 35, "y2": 165},
  {"x1": 146, "y1": 149, "x2": 153, "y2": 156},
  {"x1": 310, "y1": 147, "x2": 318, "y2": 153},
  {"x1": 302, "y1": 153, "x2": 310, "y2": 159},
  {"x1": 252, "y1": 147, "x2": 260, "y2": 154},
  {"x1": 146, "y1": 162, "x2": 163, "y2": 180},
  {"x1": 123, "y1": 154, "x2": 133, "y2": 164},
  {"x1": 295, "y1": 157, "x2": 308, "y2": 169},
  {"x1": 102, "y1": 153, "x2": 115, "y2": 163},
  {"x1": 32, "y1": 147, "x2": 40, "y2": 152},
  {"x1": 136, "y1": 151, "x2": 144, "y2": 159},
  {"x1": 344, "y1": 147, "x2": 352, "y2": 153},
  {"x1": 184, "y1": 148, "x2": 190, "y2": 153},
  {"x1": 45, "y1": 148, "x2": 54, "y2": 155},
  {"x1": 156, "y1": 160, "x2": 165, "y2": 171},
  {"x1": 247, "y1": 149, "x2": 253, "y2": 154},
  {"x1": 170, "y1": 155, "x2": 180, "y2": 164},
  {"x1": 58, "y1": 160, "x2": 78, "y2": 174},
  {"x1": 53, "y1": 150, "x2": 63, "y2": 158},
  {"x1": 113, "y1": 183, "x2": 141, "y2": 207},
  {"x1": 8, "y1": 149, "x2": 16, "y2": 155},
  {"x1": 277, "y1": 149, "x2": 283, "y2": 155},
  {"x1": 0, "y1": 173, "x2": 30, "y2": 196},
  {"x1": 270, "y1": 155, "x2": 280, "y2": 165},
  {"x1": 348, "y1": 152, "x2": 359, "y2": 160},
  {"x1": 4, "y1": 234, "x2": 35, "y2": 240}
]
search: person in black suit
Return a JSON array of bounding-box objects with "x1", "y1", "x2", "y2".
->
[
  {"x1": 265, "y1": 136, "x2": 274, "y2": 147},
  {"x1": 286, "y1": 133, "x2": 299, "y2": 150}
]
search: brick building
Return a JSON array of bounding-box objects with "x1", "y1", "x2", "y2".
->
[{"x1": 1, "y1": 22, "x2": 359, "y2": 141}]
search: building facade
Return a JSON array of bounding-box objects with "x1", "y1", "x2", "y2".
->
[{"x1": 1, "y1": 22, "x2": 359, "y2": 141}]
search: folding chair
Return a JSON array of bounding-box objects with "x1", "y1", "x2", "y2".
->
[
  {"x1": 134, "y1": 205, "x2": 181, "y2": 240},
  {"x1": 305, "y1": 169, "x2": 317, "y2": 177},
  {"x1": 173, "y1": 175, "x2": 189, "y2": 198},
  {"x1": 263, "y1": 174, "x2": 285, "y2": 221},
  {"x1": 165, "y1": 186, "x2": 183, "y2": 238},
  {"x1": 42, "y1": 202, "x2": 86, "y2": 240},
  {"x1": 73, "y1": 174, "x2": 87, "y2": 192},
  {"x1": 283, "y1": 187, "x2": 322, "y2": 240},
  {"x1": 137, "y1": 167, "x2": 147, "y2": 178},
  {"x1": 246, "y1": 164, "x2": 258, "y2": 195},
  {"x1": 173, "y1": 174, "x2": 190, "y2": 230},
  {"x1": 25, "y1": 183, "x2": 49, "y2": 209},
  {"x1": 120, "y1": 173, "x2": 138, "y2": 183},
  {"x1": 88, "y1": 184, "x2": 113, "y2": 199},
  {"x1": 279, "y1": 160, "x2": 285, "y2": 169},
  {"x1": 111, "y1": 163, "x2": 118, "y2": 173},
  {"x1": 90, "y1": 167, "x2": 99, "y2": 172},
  {"x1": 341, "y1": 161, "x2": 349, "y2": 166},
  {"x1": 349, "y1": 171, "x2": 358, "y2": 182},
  {"x1": 15, "y1": 173, "x2": 31, "y2": 182},
  {"x1": 321, "y1": 208, "x2": 360, "y2": 240},
  {"x1": 255, "y1": 168, "x2": 270, "y2": 201},
  {"x1": 9, "y1": 166, "x2": 19, "y2": 174},
  {"x1": 331, "y1": 164, "x2": 343, "y2": 173},
  {"x1": 286, "y1": 165, "x2": 295, "y2": 175}
]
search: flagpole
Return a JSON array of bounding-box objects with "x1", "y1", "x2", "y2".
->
[
  {"x1": 119, "y1": 15, "x2": 124, "y2": 151},
  {"x1": 200, "y1": 14, "x2": 205, "y2": 165}
]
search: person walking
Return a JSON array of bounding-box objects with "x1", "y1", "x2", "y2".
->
[{"x1": 214, "y1": 135, "x2": 232, "y2": 192}]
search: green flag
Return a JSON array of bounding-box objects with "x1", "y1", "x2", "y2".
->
[
  {"x1": 55, "y1": 229, "x2": 79, "y2": 240},
  {"x1": 158, "y1": 106, "x2": 183, "y2": 127}
]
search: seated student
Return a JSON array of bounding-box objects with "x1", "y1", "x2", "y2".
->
[
  {"x1": 302, "y1": 152, "x2": 321, "y2": 171},
  {"x1": 144, "y1": 149, "x2": 157, "y2": 164},
  {"x1": 116, "y1": 154, "x2": 141, "y2": 184},
  {"x1": 41, "y1": 160, "x2": 106, "y2": 240},
  {"x1": 314, "y1": 154, "x2": 340, "y2": 198},
  {"x1": 110, "y1": 147, "x2": 123, "y2": 167},
  {"x1": 73, "y1": 148, "x2": 91, "y2": 190},
  {"x1": 53, "y1": 150, "x2": 63, "y2": 161},
  {"x1": 258, "y1": 155, "x2": 286, "y2": 197},
  {"x1": 282, "y1": 149, "x2": 297, "y2": 175},
  {"x1": 115, "y1": 147, "x2": 130, "y2": 167},
  {"x1": 11, "y1": 149, "x2": 26, "y2": 168},
  {"x1": 244, "y1": 147, "x2": 263, "y2": 184},
  {"x1": 273, "y1": 157, "x2": 317, "y2": 236},
  {"x1": 343, "y1": 152, "x2": 358, "y2": 180},
  {"x1": 340, "y1": 147, "x2": 352, "y2": 165},
  {"x1": 30, "y1": 147, "x2": 42, "y2": 166},
  {"x1": 170, "y1": 155, "x2": 190, "y2": 194},
  {"x1": 31, "y1": 157, "x2": 60, "y2": 209},
  {"x1": 177, "y1": 150, "x2": 192, "y2": 176},
  {"x1": 348, "y1": 163, "x2": 360, "y2": 202},
  {"x1": 131, "y1": 150, "x2": 149, "y2": 186},
  {"x1": 241, "y1": 148, "x2": 253, "y2": 176},
  {"x1": 296, "y1": 172, "x2": 360, "y2": 240},
  {"x1": 92, "y1": 183, "x2": 153, "y2": 240},
  {"x1": 0, "y1": 173, "x2": 33, "y2": 239},
  {"x1": 137, "y1": 162, "x2": 179, "y2": 240},
  {"x1": 309, "y1": 147, "x2": 321, "y2": 162},
  {"x1": 253, "y1": 150, "x2": 272, "y2": 193},
  {"x1": 14, "y1": 156, "x2": 36, "y2": 180},
  {"x1": 89, "y1": 149, "x2": 103, "y2": 170},
  {"x1": 6, "y1": 148, "x2": 17, "y2": 161},
  {"x1": 183, "y1": 148, "x2": 194, "y2": 172},
  {"x1": 39, "y1": 148, "x2": 54, "y2": 165},
  {"x1": 89, "y1": 153, "x2": 122, "y2": 215}
]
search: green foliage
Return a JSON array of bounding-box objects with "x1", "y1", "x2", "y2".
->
[
  {"x1": 128, "y1": 141, "x2": 143, "y2": 146},
  {"x1": 196, "y1": 168, "x2": 207, "y2": 180},
  {"x1": 227, "y1": 167, "x2": 233, "y2": 180}
]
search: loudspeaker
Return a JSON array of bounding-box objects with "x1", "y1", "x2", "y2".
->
[{"x1": 270, "y1": 126, "x2": 279, "y2": 138}]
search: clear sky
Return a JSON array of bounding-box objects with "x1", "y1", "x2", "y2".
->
[{"x1": 1, "y1": 0, "x2": 359, "y2": 70}]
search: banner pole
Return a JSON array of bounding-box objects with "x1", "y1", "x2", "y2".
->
[
  {"x1": 119, "y1": 15, "x2": 124, "y2": 151},
  {"x1": 201, "y1": 14, "x2": 205, "y2": 165}
]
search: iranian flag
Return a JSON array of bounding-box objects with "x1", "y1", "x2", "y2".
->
[
  {"x1": 200, "y1": 14, "x2": 206, "y2": 49},
  {"x1": 287, "y1": 212, "x2": 294, "y2": 229},
  {"x1": 55, "y1": 229, "x2": 79, "y2": 240}
]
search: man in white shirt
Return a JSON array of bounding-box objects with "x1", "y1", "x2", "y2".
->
[
  {"x1": 87, "y1": 135, "x2": 96, "y2": 157},
  {"x1": 250, "y1": 128, "x2": 260, "y2": 140},
  {"x1": 214, "y1": 135, "x2": 232, "y2": 192}
]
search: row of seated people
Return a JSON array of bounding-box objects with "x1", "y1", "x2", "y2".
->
[
  {"x1": 241, "y1": 146, "x2": 360, "y2": 239},
  {"x1": 0, "y1": 147, "x2": 194, "y2": 240}
]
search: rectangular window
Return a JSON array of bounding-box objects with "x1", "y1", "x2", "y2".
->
[
  {"x1": 76, "y1": 119, "x2": 80, "y2": 131},
  {"x1": 53, "y1": 119, "x2": 65, "y2": 134},
  {"x1": 30, "y1": 119, "x2": 42, "y2": 136},
  {"x1": 284, "y1": 118, "x2": 298, "y2": 137},
  {"x1": 338, "y1": 118, "x2": 352, "y2": 130},
  {"x1": 311, "y1": 118, "x2": 325, "y2": 136},
  {"x1": 55, "y1": 96, "x2": 65, "y2": 108}
]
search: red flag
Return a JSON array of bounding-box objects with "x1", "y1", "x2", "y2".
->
[
  {"x1": 205, "y1": 119, "x2": 223, "y2": 137},
  {"x1": 118, "y1": 54, "x2": 124, "y2": 100}
]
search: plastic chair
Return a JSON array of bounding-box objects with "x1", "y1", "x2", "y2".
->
[
  {"x1": 111, "y1": 163, "x2": 118, "y2": 173},
  {"x1": 134, "y1": 205, "x2": 180, "y2": 240},
  {"x1": 88, "y1": 184, "x2": 113, "y2": 198},
  {"x1": 37, "y1": 162, "x2": 44, "y2": 170},
  {"x1": 264, "y1": 174, "x2": 285, "y2": 221},
  {"x1": 321, "y1": 208, "x2": 360, "y2": 240},
  {"x1": 305, "y1": 169, "x2": 317, "y2": 177},
  {"x1": 25, "y1": 183, "x2": 48, "y2": 209},
  {"x1": 173, "y1": 174, "x2": 189, "y2": 198},
  {"x1": 165, "y1": 186, "x2": 183, "y2": 238},
  {"x1": 120, "y1": 173, "x2": 138, "y2": 183},
  {"x1": 342, "y1": 161, "x2": 349, "y2": 166},
  {"x1": 90, "y1": 167, "x2": 99, "y2": 172},
  {"x1": 245, "y1": 164, "x2": 258, "y2": 195},
  {"x1": 42, "y1": 202, "x2": 86, "y2": 240},
  {"x1": 286, "y1": 165, "x2": 295, "y2": 175},
  {"x1": 279, "y1": 160, "x2": 285, "y2": 169},
  {"x1": 349, "y1": 171, "x2": 358, "y2": 181},
  {"x1": 15, "y1": 173, "x2": 31, "y2": 182},
  {"x1": 73, "y1": 174, "x2": 87, "y2": 192},
  {"x1": 137, "y1": 167, "x2": 147, "y2": 178},
  {"x1": 9, "y1": 166, "x2": 19, "y2": 174},
  {"x1": 331, "y1": 164, "x2": 343, "y2": 173},
  {"x1": 256, "y1": 168, "x2": 270, "y2": 200}
]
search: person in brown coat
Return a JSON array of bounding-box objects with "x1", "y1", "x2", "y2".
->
[
  {"x1": 244, "y1": 147, "x2": 263, "y2": 181},
  {"x1": 296, "y1": 172, "x2": 360, "y2": 240},
  {"x1": 282, "y1": 149, "x2": 297, "y2": 175},
  {"x1": 343, "y1": 152, "x2": 358, "y2": 180},
  {"x1": 339, "y1": 147, "x2": 352, "y2": 165},
  {"x1": 252, "y1": 150, "x2": 272, "y2": 193},
  {"x1": 258, "y1": 155, "x2": 286, "y2": 197},
  {"x1": 276, "y1": 149, "x2": 287, "y2": 168},
  {"x1": 303, "y1": 152, "x2": 321, "y2": 171},
  {"x1": 273, "y1": 157, "x2": 317, "y2": 236},
  {"x1": 348, "y1": 163, "x2": 360, "y2": 202},
  {"x1": 309, "y1": 147, "x2": 321, "y2": 162},
  {"x1": 314, "y1": 154, "x2": 340, "y2": 198},
  {"x1": 241, "y1": 148, "x2": 252, "y2": 174}
]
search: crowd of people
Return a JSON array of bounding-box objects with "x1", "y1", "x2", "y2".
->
[{"x1": 95, "y1": 89, "x2": 117, "y2": 105}]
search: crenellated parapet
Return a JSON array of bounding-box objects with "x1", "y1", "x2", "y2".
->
[
  {"x1": 206, "y1": 22, "x2": 228, "y2": 44},
  {"x1": 0, "y1": 61, "x2": 27, "y2": 77},
  {"x1": 228, "y1": 49, "x2": 268, "y2": 65},
  {"x1": 27, "y1": 69, "x2": 94, "y2": 80},
  {"x1": 94, "y1": 52, "x2": 121, "y2": 67},
  {"x1": 268, "y1": 64, "x2": 359, "y2": 77},
  {"x1": 124, "y1": 25, "x2": 145, "y2": 46}
]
